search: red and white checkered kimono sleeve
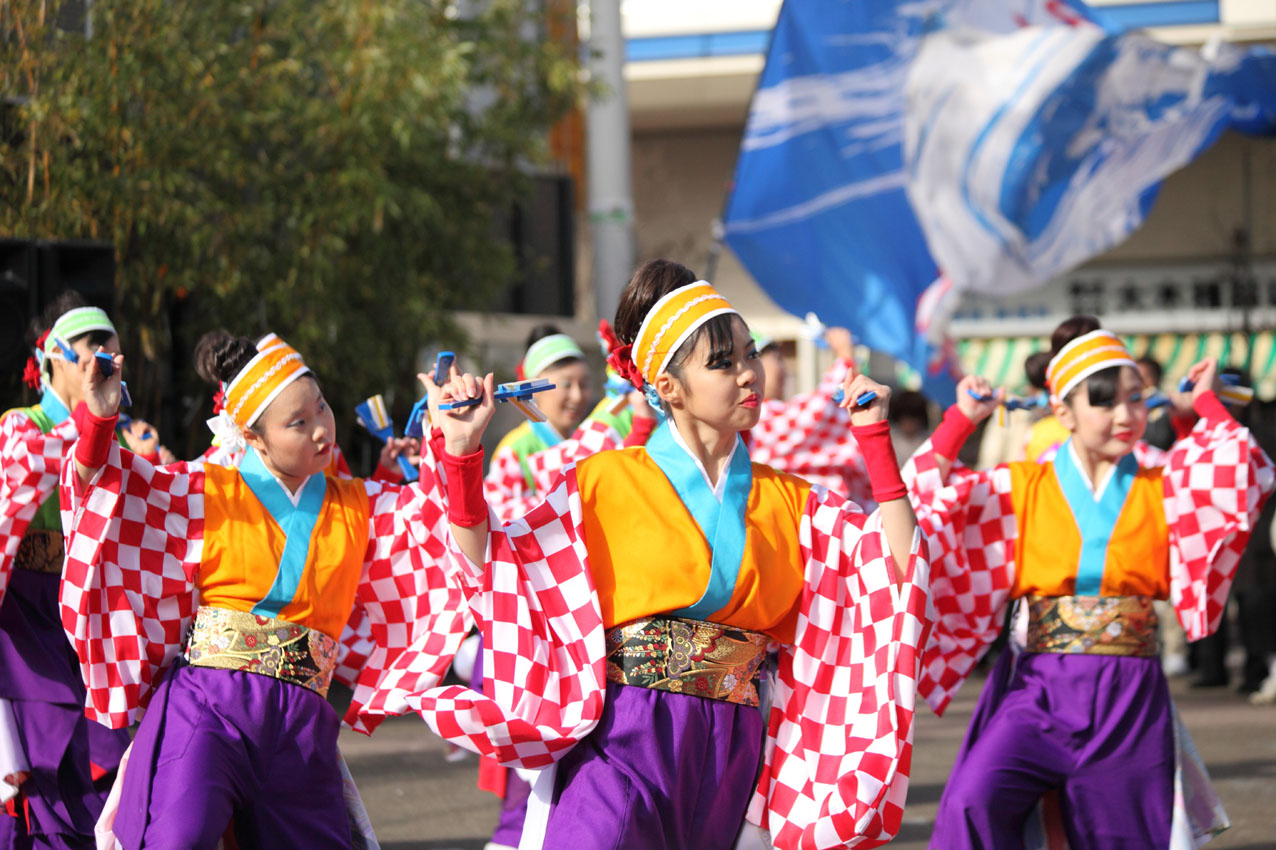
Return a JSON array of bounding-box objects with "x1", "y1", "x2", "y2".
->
[
  {"x1": 0, "y1": 411, "x2": 77, "y2": 607},
  {"x1": 1163, "y1": 413, "x2": 1275, "y2": 641},
  {"x1": 748, "y1": 486, "x2": 931, "y2": 850},
  {"x1": 58, "y1": 442, "x2": 204, "y2": 728},
  {"x1": 356, "y1": 466, "x2": 607, "y2": 767},
  {"x1": 751, "y1": 362, "x2": 872, "y2": 505},
  {"x1": 902, "y1": 440, "x2": 1017, "y2": 715},
  {"x1": 486, "y1": 420, "x2": 624, "y2": 524},
  {"x1": 526, "y1": 419, "x2": 622, "y2": 501},
  {"x1": 344, "y1": 452, "x2": 474, "y2": 733},
  {"x1": 333, "y1": 602, "x2": 375, "y2": 689},
  {"x1": 484, "y1": 444, "x2": 532, "y2": 525}
]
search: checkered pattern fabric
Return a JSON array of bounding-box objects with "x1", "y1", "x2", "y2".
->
[
  {"x1": 486, "y1": 418, "x2": 623, "y2": 524},
  {"x1": 59, "y1": 438, "x2": 470, "y2": 730},
  {"x1": 750, "y1": 361, "x2": 873, "y2": 506},
  {"x1": 0, "y1": 410, "x2": 78, "y2": 608},
  {"x1": 363, "y1": 461, "x2": 933, "y2": 849},
  {"x1": 904, "y1": 410, "x2": 1274, "y2": 716},
  {"x1": 59, "y1": 443, "x2": 206, "y2": 727}
]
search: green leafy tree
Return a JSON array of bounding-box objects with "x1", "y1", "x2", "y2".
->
[{"x1": 1, "y1": 0, "x2": 583, "y2": 457}]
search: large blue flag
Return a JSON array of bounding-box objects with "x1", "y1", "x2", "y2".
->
[{"x1": 724, "y1": 1, "x2": 1274, "y2": 402}]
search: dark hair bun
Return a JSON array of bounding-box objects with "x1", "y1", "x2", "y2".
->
[
  {"x1": 613, "y1": 260, "x2": 698, "y2": 345},
  {"x1": 1024, "y1": 351, "x2": 1053, "y2": 391},
  {"x1": 1049, "y1": 315, "x2": 1101, "y2": 358},
  {"x1": 194, "y1": 329, "x2": 257, "y2": 385},
  {"x1": 525, "y1": 323, "x2": 565, "y2": 350}
]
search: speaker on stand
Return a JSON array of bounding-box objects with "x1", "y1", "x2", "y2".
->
[{"x1": 0, "y1": 239, "x2": 39, "y2": 412}]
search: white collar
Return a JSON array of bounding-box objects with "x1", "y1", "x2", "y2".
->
[
  {"x1": 1066, "y1": 440, "x2": 1118, "y2": 502},
  {"x1": 667, "y1": 420, "x2": 735, "y2": 503},
  {"x1": 270, "y1": 467, "x2": 317, "y2": 508}
]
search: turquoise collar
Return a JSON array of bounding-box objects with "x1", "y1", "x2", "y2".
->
[
  {"x1": 240, "y1": 447, "x2": 328, "y2": 617},
  {"x1": 646, "y1": 422, "x2": 752, "y2": 619},
  {"x1": 38, "y1": 386, "x2": 71, "y2": 424}
]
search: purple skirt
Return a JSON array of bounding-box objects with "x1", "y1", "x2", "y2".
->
[
  {"x1": 113, "y1": 661, "x2": 352, "y2": 850},
  {"x1": 540, "y1": 681, "x2": 764, "y2": 850},
  {"x1": 933, "y1": 650, "x2": 1174, "y2": 850},
  {"x1": 0, "y1": 570, "x2": 129, "y2": 848}
]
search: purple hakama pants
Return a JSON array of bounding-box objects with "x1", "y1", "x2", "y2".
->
[
  {"x1": 112, "y1": 661, "x2": 352, "y2": 850},
  {"x1": 0, "y1": 570, "x2": 129, "y2": 850},
  {"x1": 933, "y1": 651, "x2": 1174, "y2": 850},
  {"x1": 540, "y1": 681, "x2": 764, "y2": 850}
]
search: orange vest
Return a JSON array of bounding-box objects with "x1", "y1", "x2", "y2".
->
[
  {"x1": 574, "y1": 447, "x2": 810, "y2": 642},
  {"x1": 1009, "y1": 451, "x2": 1169, "y2": 600},
  {"x1": 198, "y1": 462, "x2": 370, "y2": 639}
]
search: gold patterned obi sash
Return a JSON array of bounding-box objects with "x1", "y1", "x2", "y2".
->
[
  {"x1": 13, "y1": 529, "x2": 63, "y2": 574},
  {"x1": 1025, "y1": 595, "x2": 1158, "y2": 657},
  {"x1": 604, "y1": 616, "x2": 770, "y2": 707},
  {"x1": 185, "y1": 606, "x2": 338, "y2": 697}
]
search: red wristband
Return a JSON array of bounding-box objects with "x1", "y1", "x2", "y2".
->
[
  {"x1": 75, "y1": 410, "x2": 119, "y2": 470},
  {"x1": 1170, "y1": 411, "x2": 1198, "y2": 441},
  {"x1": 624, "y1": 415, "x2": 657, "y2": 448},
  {"x1": 931, "y1": 405, "x2": 977, "y2": 461},
  {"x1": 1193, "y1": 390, "x2": 1231, "y2": 426},
  {"x1": 370, "y1": 462, "x2": 400, "y2": 483},
  {"x1": 851, "y1": 419, "x2": 907, "y2": 503},
  {"x1": 442, "y1": 446, "x2": 487, "y2": 527}
]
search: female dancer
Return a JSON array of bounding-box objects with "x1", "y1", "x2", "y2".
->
[
  {"x1": 59, "y1": 333, "x2": 469, "y2": 849},
  {"x1": 904, "y1": 317, "x2": 1273, "y2": 848},
  {"x1": 0, "y1": 295, "x2": 136, "y2": 849},
  {"x1": 381, "y1": 259, "x2": 932, "y2": 850}
]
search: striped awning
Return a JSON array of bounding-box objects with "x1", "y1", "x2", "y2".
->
[{"x1": 956, "y1": 331, "x2": 1276, "y2": 400}]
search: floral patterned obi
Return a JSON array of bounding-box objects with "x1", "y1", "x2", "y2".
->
[
  {"x1": 1025, "y1": 595, "x2": 1159, "y2": 657},
  {"x1": 604, "y1": 616, "x2": 770, "y2": 706},
  {"x1": 14, "y1": 529, "x2": 64, "y2": 574},
  {"x1": 185, "y1": 606, "x2": 338, "y2": 697}
]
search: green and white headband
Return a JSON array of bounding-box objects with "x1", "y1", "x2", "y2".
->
[
  {"x1": 45, "y1": 307, "x2": 116, "y2": 357},
  {"x1": 522, "y1": 334, "x2": 584, "y2": 379}
]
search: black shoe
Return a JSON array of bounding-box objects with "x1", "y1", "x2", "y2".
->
[
  {"x1": 1238, "y1": 679, "x2": 1264, "y2": 695},
  {"x1": 1191, "y1": 673, "x2": 1230, "y2": 688}
]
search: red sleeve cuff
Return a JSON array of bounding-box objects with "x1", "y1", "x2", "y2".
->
[
  {"x1": 370, "y1": 463, "x2": 400, "y2": 483},
  {"x1": 74, "y1": 411, "x2": 119, "y2": 470},
  {"x1": 1193, "y1": 390, "x2": 1232, "y2": 426},
  {"x1": 931, "y1": 405, "x2": 977, "y2": 462},
  {"x1": 624, "y1": 415, "x2": 657, "y2": 448},
  {"x1": 442, "y1": 447, "x2": 488, "y2": 527},
  {"x1": 851, "y1": 419, "x2": 907, "y2": 503}
]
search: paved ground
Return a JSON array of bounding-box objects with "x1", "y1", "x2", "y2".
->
[{"x1": 339, "y1": 673, "x2": 1276, "y2": 849}]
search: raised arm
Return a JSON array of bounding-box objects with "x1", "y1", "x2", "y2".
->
[{"x1": 72, "y1": 348, "x2": 125, "y2": 489}]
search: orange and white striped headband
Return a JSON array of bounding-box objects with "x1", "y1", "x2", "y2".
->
[
  {"x1": 1046, "y1": 330, "x2": 1137, "y2": 401},
  {"x1": 224, "y1": 342, "x2": 311, "y2": 429},
  {"x1": 631, "y1": 281, "x2": 738, "y2": 386}
]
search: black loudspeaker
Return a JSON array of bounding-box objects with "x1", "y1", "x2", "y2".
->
[
  {"x1": 36, "y1": 240, "x2": 116, "y2": 314},
  {"x1": 0, "y1": 239, "x2": 39, "y2": 412},
  {"x1": 0, "y1": 238, "x2": 115, "y2": 412}
]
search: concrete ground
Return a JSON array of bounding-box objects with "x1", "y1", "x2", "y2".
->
[{"x1": 340, "y1": 675, "x2": 1276, "y2": 849}]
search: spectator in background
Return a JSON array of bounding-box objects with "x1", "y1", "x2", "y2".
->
[
  {"x1": 890, "y1": 390, "x2": 931, "y2": 462},
  {"x1": 1022, "y1": 350, "x2": 1070, "y2": 463},
  {"x1": 1138, "y1": 356, "x2": 1177, "y2": 451}
]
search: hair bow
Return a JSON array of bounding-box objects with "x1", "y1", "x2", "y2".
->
[{"x1": 606, "y1": 343, "x2": 644, "y2": 391}]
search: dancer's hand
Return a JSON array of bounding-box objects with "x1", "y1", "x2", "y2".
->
[
  {"x1": 955, "y1": 375, "x2": 1001, "y2": 424},
  {"x1": 1183, "y1": 357, "x2": 1220, "y2": 403},
  {"x1": 839, "y1": 362, "x2": 891, "y2": 427},
  {"x1": 82, "y1": 348, "x2": 124, "y2": 419},
  {"x1": 423, "y1": 370, "x2": 494, "y2": 456}
]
